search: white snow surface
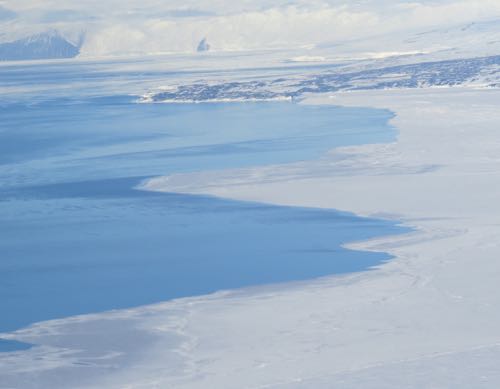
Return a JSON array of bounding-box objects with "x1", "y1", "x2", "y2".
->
[
  {"x1": 140, "y1": 88, "x2": 500, "y2": 387},
  {"x1": 3, "y1": 87, "x2": 500, "y2": 387}
]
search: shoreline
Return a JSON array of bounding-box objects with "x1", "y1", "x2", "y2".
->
[
  {"x1": 133, "y1": 87, "x2": 500, "y2": 387},
  {"x1": 3, "y1": 87, "x2": 500, "y2": 387}
]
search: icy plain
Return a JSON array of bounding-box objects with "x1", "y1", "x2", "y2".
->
[{"x1": 140, "y1": 88, "x2": 500, "y2": 388}]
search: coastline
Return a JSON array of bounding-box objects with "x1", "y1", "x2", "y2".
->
[
  {"x1": 135, "y1": 87, "x2": 500, "y2": 387},
  {"x1": 3, "y1": 87, "x2": 500, "y2": 387},
  {"x1": 0, "y1": 97, "x2": 400, "y2": 335}
]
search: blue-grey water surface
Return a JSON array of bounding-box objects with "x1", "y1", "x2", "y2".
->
[{"x1": 0, "y1": 68, "x2": 408, "y2": 345}]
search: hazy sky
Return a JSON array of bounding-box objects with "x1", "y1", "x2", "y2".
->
[{"x1": 1, "y1": 1, "x2": 500, "y2": 56}]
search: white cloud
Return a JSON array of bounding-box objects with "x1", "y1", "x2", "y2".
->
[
  {"x1": 393, "y1": 0, "x2": 500, "y2": 27},
  {"x1": 2, "y1": 0, "x2": 500, "y2": 56}
]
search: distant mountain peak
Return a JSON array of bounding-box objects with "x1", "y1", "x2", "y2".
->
[
  {"x1": 197, "y1": 38, "x2": 210, "y2": 52},
  {"x1": 0, "y1": 31, "x2": 81, "y2": 61},
  {"x1": 25, "y1": 30, "x2": 61, "y2": 44}
]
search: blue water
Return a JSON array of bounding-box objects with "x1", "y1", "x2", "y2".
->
[
  {"x1": 0, "y1": 97, "x2": 396, "y2": 186},
  {"x1": 0, "y1": 339, "x2": 32, "y2": 352},
  {"x1": 0, "y1": 88, "x2": 408, "y2": 336}
]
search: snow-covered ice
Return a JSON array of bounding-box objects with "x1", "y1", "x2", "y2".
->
[
  {"x1": 141, "y1": 88, "x2": 500, "y2": 387},
  {"x1": 3, "y1": 87, "x2": 500, "y2": 387}
]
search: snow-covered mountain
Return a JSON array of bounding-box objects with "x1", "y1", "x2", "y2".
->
[
  {"x1": 3, "y1": 1, "x2": 500, "y2": 59},
  {"x1": 0, "y1": 31, "x2": 80, "y2": 61}
]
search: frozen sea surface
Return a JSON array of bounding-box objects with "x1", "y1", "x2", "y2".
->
[{"x1": 0, "y1": 82, "x2": 407, "y2": 335}]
